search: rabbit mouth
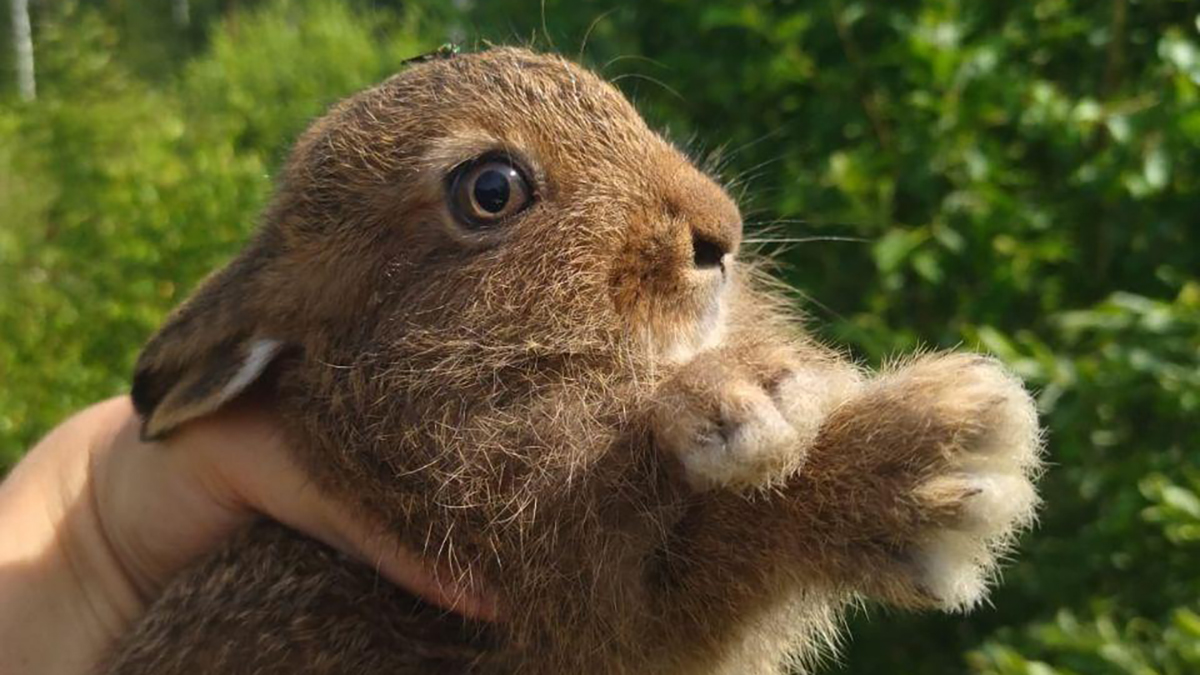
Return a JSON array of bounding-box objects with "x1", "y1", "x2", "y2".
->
[{"x1": 659, "y1": 278, "x2": 729, "y2": 363}]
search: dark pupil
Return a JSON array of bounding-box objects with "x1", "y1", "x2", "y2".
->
[{"x1": 473, "y1": 169, "x2": 511, "y2": 214}]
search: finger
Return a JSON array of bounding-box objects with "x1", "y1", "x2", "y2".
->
[{"x1": 92, "y1": 398, "x2": 251, "y2": 594}]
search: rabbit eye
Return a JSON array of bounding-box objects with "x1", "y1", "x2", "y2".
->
[{"x1": 448, "y1": 157, "x2": 533, "y2": 228}]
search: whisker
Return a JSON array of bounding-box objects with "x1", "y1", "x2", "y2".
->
[
  {"x1": 751, "y1": 269, "x2": 851, "y2": 324},
  {"x1": 792, "y1": 286, "x2": 850, "y2": 323},
  {"x1": 602, "y1": 54, "x2": 671, "y2": 72},
  {"x1": 704, "y1": 129, "x2": 787, "y2": 174},
  {"x1": 578, "y1": 8, "x2": 621, "y2": 63},
  {"x1": 540, "y1": 0, "x2": 557, "y2": 52},
  {"x1": 608, "y1": 72, "x2": 684, "y2": 101},
  {"x1": 742, "y1": 236, "x2": 871, "y2": 244},
  {"x1": 748, "y1": 217, "x2": 877, "y2": 231},
  {"x1": 722, "y1": 156, "x2": 784, "y2": 185}
]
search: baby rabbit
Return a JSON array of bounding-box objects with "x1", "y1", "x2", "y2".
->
[{"x1": 102, "y1": 48, "x2": 1042, "y2": 675}]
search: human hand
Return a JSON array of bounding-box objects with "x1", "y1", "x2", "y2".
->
[{"x1": 0, "y1": 396, "x2": 495, "y2": 674}]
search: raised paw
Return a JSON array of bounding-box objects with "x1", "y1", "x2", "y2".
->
[
  {"x1": 651, "y1": 345, "x2": 860, "y2": 492},
  {"x1": 874, "y1": 354, "x2": 1043, "y2": 610}
]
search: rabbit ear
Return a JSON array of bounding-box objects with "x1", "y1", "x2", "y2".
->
[{"x1": 132, "y1": 254, "x2": 285, "y2": 441}]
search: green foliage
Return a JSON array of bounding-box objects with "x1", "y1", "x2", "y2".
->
[
  {"x1": 0, "y1": 0, "x2": 432, "y2": 466},
  {"x1": 1, "y1": 0, "x2": 1196, "y2": 672}
]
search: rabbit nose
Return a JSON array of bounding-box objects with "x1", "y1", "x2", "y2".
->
[
  {"x1": 692, "y1": 232, "x2": 728, "y2": 270},
  {"x1": 666, "y1": 165, "x2": 743, "y2": 271},
  {"x1": 690, "y1": 218, "x2": 741, "y2": 272}
]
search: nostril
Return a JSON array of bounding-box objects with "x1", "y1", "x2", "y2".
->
[{"x1": 692, "y1": 234, "x2": 726, "y2": 270}]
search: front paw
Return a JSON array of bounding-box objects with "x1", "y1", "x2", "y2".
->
[
  {"x1": 651, "y1": 345, "x2": 859, "y2": 491},
  {"x1": 878, "y1": 355, "x2": 1043, "y2": 610}
]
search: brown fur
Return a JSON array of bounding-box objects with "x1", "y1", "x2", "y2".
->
[{"x1": 102, "y1": 48, "x2": 1043, "y2": 674}]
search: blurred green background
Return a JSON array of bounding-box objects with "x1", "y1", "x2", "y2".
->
[{"x1": 1, "y1": 0, "x2": 1198, "y2": 672}]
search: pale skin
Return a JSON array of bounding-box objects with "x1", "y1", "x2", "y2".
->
[{"x1": 0, "y1": 396, "x2": 494, "y2": 675}]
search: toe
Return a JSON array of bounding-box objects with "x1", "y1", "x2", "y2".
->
[{"x1": 914, "y1": 530, "x2": 992, "y2": 611}]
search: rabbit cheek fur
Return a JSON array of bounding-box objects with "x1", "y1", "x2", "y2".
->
[{"x1": 107, "y1": 48, "x2": 1043, "y2": 675}]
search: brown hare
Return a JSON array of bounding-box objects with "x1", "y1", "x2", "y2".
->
[{"x1": 102, "y1": 47, "x2": 1042, "y2": 675}]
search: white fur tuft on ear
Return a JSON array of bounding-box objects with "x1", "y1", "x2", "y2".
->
[
  {"x1": 140, "y1": 337, "x2": 284, "y2": 440},
  {"x1": 219, "y1": 338, "x2": 284, "y2": 403}
]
